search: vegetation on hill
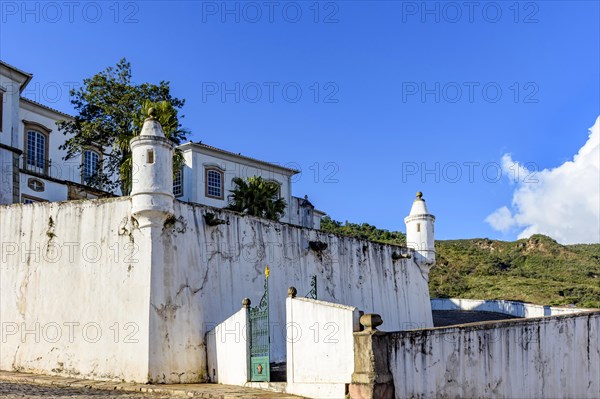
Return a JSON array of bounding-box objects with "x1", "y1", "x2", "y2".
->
[
  {"x1": 320, "y1": 216, "x2": 407, "y2": 246},
  {"x1": 320, "y1": 217, "x2": 600, "y2": 308}
]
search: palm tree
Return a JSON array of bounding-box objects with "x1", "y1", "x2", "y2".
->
[{"x1": 227, "y1": 176, "x2": 287, "y2": 221}]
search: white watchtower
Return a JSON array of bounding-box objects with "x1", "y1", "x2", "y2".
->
[
  {"x1": 130, "y1": 108, "x2": 174, "y2": 228},
  {"x1": 404, "y1": 191, "x2": 436, "y2": 268}
]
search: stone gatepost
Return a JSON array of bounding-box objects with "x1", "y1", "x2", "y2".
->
[{"x1": 349, "y1": 314, "x2": 394, "y2": 399}]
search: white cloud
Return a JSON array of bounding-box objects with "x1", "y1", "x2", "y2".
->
[
  {"x1": 485, "y1": 206, "x2": 516, "y2": 233},
  {"x1": 486, "y1": 116, "x2": 600, "y2": 244}
]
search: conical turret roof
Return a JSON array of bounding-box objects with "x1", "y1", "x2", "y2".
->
[
  {"x1": 139, "y1": 108, "x2": 166, "y2": 138},
  {"x1": 409, "y1": 191, "x2": 430, "y2": 216}
]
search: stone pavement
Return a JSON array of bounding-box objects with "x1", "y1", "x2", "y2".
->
[{"x1": 0, "y1": 371, "x2": 304, "y2": 398}]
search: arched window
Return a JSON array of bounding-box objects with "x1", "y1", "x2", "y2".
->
[
  {"x1": 205, "y1": 168, "x2": 224, "y2": 199},
  {"x1": 26, "y1": 130, "x2": 47, "y2": 173},
  {"x1": 82, "y1": 149, "x2": 100, "y2": 184},
  {"x1": 23, "y1": 121, "x2": 51, "y2": 175}
]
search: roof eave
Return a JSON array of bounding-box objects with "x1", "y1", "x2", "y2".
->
[
  {"x1": 20, "y1": 97, "x2": 74, "y2": 119},
  {"x1": 0, "y1": 61, "x2": 33, "y2": 92},
  {"x1": 178, "y1": 142, "x2": 301, "y2": 175}
]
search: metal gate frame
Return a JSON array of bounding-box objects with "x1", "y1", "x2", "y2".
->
[
  {"x1": 305, "y1": 274, "x2": 317, "y2": 299},
  {"x1": 249, "y1": 266, "x2": 270, "y2": 382}
]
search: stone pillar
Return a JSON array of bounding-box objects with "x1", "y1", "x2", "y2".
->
[{"x1": 349, "y1": 314, "x2": 394, "y2": 399}]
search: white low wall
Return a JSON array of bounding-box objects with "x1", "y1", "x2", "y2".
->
[
  {"x1": 388, "y1": 311, "x2": 600, "y2": 399},
  {"x1": 0, "y1": 198, "x2": 150, "y2": 382},
  {"x1": 285, "y1": 296, "x2": 360, "y2": 398},
  {"x1": 431, "y1": 298, "x2": 595, "y2": 318},
  {"x1": 206, "y1": 306, "x2": 249, "y2": 385}
]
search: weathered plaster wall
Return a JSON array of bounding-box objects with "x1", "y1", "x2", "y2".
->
[
  {"x1": 205, "y1": 306, "x2": 250, "y2": 385},
  {"x1": 286, "y1": 297, "x2": 359, "y2": 384},
  {"x1": 388, "y1": 311, "x2": 600, "y2": 399},
  {"x1": 148, "y1": 201, "x2": 433, "y2": 382},
  {"x1": 0, "y1": 198, "x2": 150, "y2": 382},
  {"x1": 431, "y1": 298, "x2": 595, "y2": 317},
  {"x1": 285, "y1": 296, "x2": 360, "y2": 398},
  {"x1": 1, "y1": 197, "x2": 434, "y2": 384}
]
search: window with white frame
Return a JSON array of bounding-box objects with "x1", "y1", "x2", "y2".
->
[
  {"x1": 83, "y1": 149, "x2": 100, "y2": 184},
  {"x1": 173, "y1": 168, "x2": 183, "y2": 197},
  {"x1": 26, "y1": 130, "x2": 47, "y2": 173},
  {"x1": 205, "y1": 168, "x2": 223, "y2": 199}
]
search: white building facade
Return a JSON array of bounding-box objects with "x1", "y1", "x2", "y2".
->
[
  {"x1": 0, "y1": 61, "x2": 107, "y2": 205},
  {"x1": 0, "y1": 60, "x2": 324, "y2": 228},
  {"x1": 177, "y1": 142, "x2": 324, "y2": 228}
]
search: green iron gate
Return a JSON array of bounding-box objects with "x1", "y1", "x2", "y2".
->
[{"x1": 249, "y1": 266, "x2": 270, "y2": 382}]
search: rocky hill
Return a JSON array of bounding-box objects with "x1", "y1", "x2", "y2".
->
[
  {"x1": 432, "y1": 235, "x2": 600, "y2": 308},
  {"x1": 320, "y1": 217, "x2": 600, "y2": 308}
]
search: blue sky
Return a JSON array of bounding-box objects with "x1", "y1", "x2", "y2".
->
[{"x1": 1, "y1": 1, "x2": 599, "y2": 242}]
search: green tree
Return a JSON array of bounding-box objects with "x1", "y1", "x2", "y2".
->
[
  {"x1": 227, "y1": 176, "x2": 286, "y2": 220},
  {"x1": 57, "y1": 58, "x2": 187, "y2": 195},
  {"x1": 320, "y1": 216, "x2": 406, "y2": 245}
]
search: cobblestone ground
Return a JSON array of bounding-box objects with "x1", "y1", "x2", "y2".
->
[
  {"x1": 0, "y1": 383, "x2": 173, "y2": 399},
  {"x1": 0, "y1": 371, "x2": 302, "y2": 398}
]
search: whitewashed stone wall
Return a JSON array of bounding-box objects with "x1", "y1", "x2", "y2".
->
[
  {"x1": 205, "y1": 306, "x2": 250, "y2": 385},
  {"x1": 0, "y1": 198, "x2": 150, "y2": 382},
  {"x1": 388, "y1": 311, "x2": 600, "y2": 399},
  {"x1": 1, "y1": 198, "x2": 433, "y2": 384},
  {"x1": 147, "y1": 201, "x2": 433, "y2": 382},
  {"x1": 284, "y1": 296, "x2": 360, "y2": 398}
]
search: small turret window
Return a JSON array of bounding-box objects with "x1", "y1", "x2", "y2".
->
[
  {"x1": 147, "y1": 149, "x2": 154, "y2": 164},
  {"x1": 417, "y1": 223, "x2": 421, "y2": 232}
]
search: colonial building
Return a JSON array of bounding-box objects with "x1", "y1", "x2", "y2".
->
[
  {"x1": 177, "y1": 142, "x2": 325, "y2": 228},
  {"x1": 0, "y1": 61, "x2": 106, "y2": 204},
  {"x1": 0, "y1": 60, "x2": 324, "y2": 228}
]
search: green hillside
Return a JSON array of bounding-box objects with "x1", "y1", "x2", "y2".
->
[{"x1": 320, "y1": 217, "x2": 600, "y2": 308}]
